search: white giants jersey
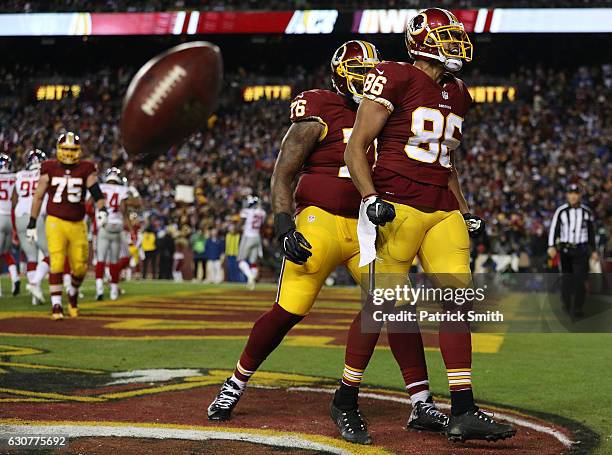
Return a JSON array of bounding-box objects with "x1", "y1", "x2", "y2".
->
[
  {"x1": 100, "y1": 183, "x2": 130, "y2": 226},
  {"x1": 240, "y1": 207, "x2": 266, "y2": 237},
  {"x1": 15, "y1": 169, "x2": 48, "y2": 217},
  {"x1": 0, "y1": 172, "x2": 16, "y2": 216}
]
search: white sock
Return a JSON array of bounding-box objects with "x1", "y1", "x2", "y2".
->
[
  {"x1": 51, "y1": 295, "x2": 62, "y2": 306},
  {"x1": 125, "y1": 267, "x2": 132, "y2": 281},
  {"x1": 410, "y1": 390, "x2": 431, "y2": 407},
  {"x1": 8, "y1": 264, "x2": 18, "y2": 282},
  {"x1": 238, "y1": 261, "x2": 252, "y2": 280},
  {"x1": 68, "y1": 285, "x2": 76, "y2": 297},
  {"x1": 96, "y1": 278, "x2": 104, "y2": 295},
  {"x1": 63, "y1": 274, "x2": 71, "y2": 289},
  {"x1": 27, "y1": 271, "x2": 36, "y2": 285},
  {"x1": 111, "y1": 283, "x2": 119, "y2": 295},
  {"x1": 251, "y1": 267, "x2": 258, "y2": 280},
  {"x1": 34, "y1": 261, "x2": 49, "y2": 285},
  {"x1": 230, "y1": 374, "x2": 247, "y2": 391}
]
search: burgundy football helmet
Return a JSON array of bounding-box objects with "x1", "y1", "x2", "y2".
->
[
  {"x1": 331, "y1": 40, "x2": 380, "y2": 104},
  {"x1": 405, "y1": 8, "x2": 473, "y2": 72}
]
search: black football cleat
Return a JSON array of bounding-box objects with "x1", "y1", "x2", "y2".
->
[
  {"x1": 207, "y1": 378, "x2": 243, "y2": 421},
  {"x1": 447, "y1": 408, "x2": 517, "y2": 442},
  {"x1": 407, "y1": 401, "x2": 449, "y2": 432},
  {"x1": 330, "y1": 402, "x2": 372, "y2": 445},
  {"x1": 12, "y1": 280, "x2": 20, "y2": 296}
]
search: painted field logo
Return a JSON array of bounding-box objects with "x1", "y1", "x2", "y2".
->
[{"x1": 0, "y1": 365, "x2": 582, "y2": 454}]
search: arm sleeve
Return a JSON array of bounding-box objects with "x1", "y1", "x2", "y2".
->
[
  {"x1": 290, "y1": 90, "x2": 328, "y2": 142},
  {"x1": 363, "y1": 61, "x2": 403, "y2": 113}
]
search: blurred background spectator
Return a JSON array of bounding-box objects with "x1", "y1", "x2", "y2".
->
[{"x1": 0, "y1": 35, "x2": 609, "y2": 281}]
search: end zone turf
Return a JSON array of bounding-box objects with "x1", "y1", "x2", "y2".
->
[
  {"x1": 0, "y1": 282, "x2": 606, "y2": 454},
  {"x1": 0, "y1": 369, "x2": 576, "y2": 454}
]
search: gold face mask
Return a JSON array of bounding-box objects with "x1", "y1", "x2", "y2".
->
[
  {"x1": 57, "y1": 146, "x2": 81, "y2": 165},
  {"x1": 56, "y1": 132, "x2": 82, "y2": 165},
  {"x1": 336, "y1": 57, "x2": 378, "y2": 98},
  {"x1": 426, "y1": 25, "x2": 473, "y2": 62}
]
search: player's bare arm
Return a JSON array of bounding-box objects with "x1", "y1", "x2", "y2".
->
[
  {"x1": 29, "y1": 173, "x2": 49, "y2": 220},
  {"x1": 272, "y1": 121, "x2": 323, "y2": 214},
  {"x1": 448, "y1": 154, "x2": 469, "y2": 214},
  {"x1": 344, "y1": 98, "x2": 395, "y2": 226},
  {"x1": 271, "y1": 120, "x2": 322, "y2": 265},
  {"x1": 87, "y1": 172, "x2": 109, "y2": 228},
  {"x1": 11, "y1": 185, "x2": 17, "y2": 208},
  {"x1": 25, "y1": 173, "x2": 49, "y2": 242},
  {"x1": 344, "y1": 98, "x2": 388, "y2": 198},
  {"x1": 450, "y1": 155, "x2": 485, "y2": 237}
]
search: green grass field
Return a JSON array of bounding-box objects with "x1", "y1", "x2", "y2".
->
[{"x1": 0, "y1": 279, "x2": 610, "y2": 454}]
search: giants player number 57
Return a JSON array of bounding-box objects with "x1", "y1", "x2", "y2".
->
[{"x1": 0, "y1": 154, "x2": 20, "y2": 297}]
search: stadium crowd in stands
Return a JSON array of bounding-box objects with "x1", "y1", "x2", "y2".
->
[
  {"x1": 0, "y1": 0, "x2": 609, "y2": 13},
  {"x1": 0, "y1": 62, "x2": 609, "y2": 278}
]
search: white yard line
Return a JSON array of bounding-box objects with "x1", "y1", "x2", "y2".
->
[{"x1": 0, "y1": 424, "x2": 352, "y2": 455}]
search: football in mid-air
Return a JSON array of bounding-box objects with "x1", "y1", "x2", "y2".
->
[{"x1": 121, "y1": 41, "x2": 223, "y2": 162}]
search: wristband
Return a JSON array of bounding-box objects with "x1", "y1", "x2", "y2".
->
[
  {"x1": 362, "y1": 193, "x2": 378, "y2": 201},
  {"x1": 273, "y1": 212, "x2": 295, "y2": 240},
  {"x1": 88, "y1": 182, "x2": 105, "y2": 202}
]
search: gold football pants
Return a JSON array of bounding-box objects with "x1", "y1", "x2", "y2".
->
[
  {"x1": 276, "y1": 206, "x2": 365, "y2": 315},
  {"x1": 376, "y1": 202, "x2": 471, "y2": 290},
  {"x1": 46, "y1": 215, "x2": 89, "y2": 278}
]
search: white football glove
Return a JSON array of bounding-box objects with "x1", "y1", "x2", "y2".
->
[
  {"x1": 96, "y1": 207, "x2": 109, "y2": 228},
  {"x1": 26, "y1": 217, "x2": 38, "y2": 243},
  {"x1": 26, "y1": 228, "x2": 38, "y2": 243}
]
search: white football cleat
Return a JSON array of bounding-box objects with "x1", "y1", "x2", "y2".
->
[{"x1": 27, "y1": 284, "x2": 45, "y2": 305}]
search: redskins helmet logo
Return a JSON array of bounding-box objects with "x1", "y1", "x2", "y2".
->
[
  {"x1": 331, "y1": 44, "x2": 347, "y2": 67},
  {"x1": 409, "y1": 13, "x2": 427, "y2": 35}
]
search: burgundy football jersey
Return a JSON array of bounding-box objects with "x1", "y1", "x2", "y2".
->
[
  {"x1": 290, "y1": 89, "x2": 374, "y2": 218},
  {"x1": 364, "y1": 61, "x2": 472, "y2": 210},
  {"x1": 42, "y1": 159, "x2": 97, "y2": 221}
]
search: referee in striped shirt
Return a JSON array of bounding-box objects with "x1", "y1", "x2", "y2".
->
[{"x1": 547, "y1": 183, "x2": 598, "y2": 317}]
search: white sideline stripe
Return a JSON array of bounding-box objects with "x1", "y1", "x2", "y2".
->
[
  {"x1": 0, "y1": 424, "x2": 352, "y2": 455},
  {"x1": 287, "y1": 387, "x2": 574, "y2": 448}
]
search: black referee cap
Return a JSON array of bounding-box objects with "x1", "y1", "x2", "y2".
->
[{"x1": 567, "y1": 183, "x2": 581, "y2": 193}]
